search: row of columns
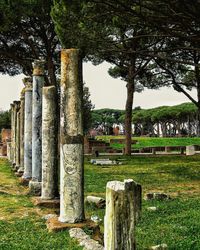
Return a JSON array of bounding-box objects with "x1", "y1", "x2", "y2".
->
[
  {"x1": 8, "y1": 48, "x2": 140, "y2": 249},
  {"x1": 9, "y1": 49, "x2": 84, "y2": 223}
]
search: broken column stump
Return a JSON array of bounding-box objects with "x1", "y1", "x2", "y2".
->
[{"x1": 104, "y1": 179, "x2": 142, "y2": 250}]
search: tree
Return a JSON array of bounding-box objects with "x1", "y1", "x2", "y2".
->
[
  {"x1": 0, "y1": 0, "x2": 60, "y2": 87},
  {"x1": 52, "y1": 0, "x2": 166, "y2": 155},
  {"x1": 0, "y1": 110, "x2": 11, "y2": 131},
  {"x1": 0, "y1": 1, "x2": 94, "y2": 133},
  {"x1": 83, "y1": 82, "x2": 95, "y2": 134}
]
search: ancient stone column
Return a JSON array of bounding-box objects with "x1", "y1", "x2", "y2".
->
[
  {"x1": 18, "y1": 87, "x2": 25, "y2": 173},
  {"x1": 22, "y1": 78, "x2": 33, "y2": 180},
  {"x1": 13, "y1": 101, "x2": 20, "y2": 168},
  {"x1": 41, "y1": 86, "x2": 58, "y2": 199},
  {"x1": 7, "y1": 142, "x2": 11, "y2": 160},
  {"x1": 104, "y1": 179, "x2": 137, "y2": 250},
  {"x1": 29, "y1": 60, "x2": 45, "y2": 194},
  {"x1": 59, "y1": 49, "x2": 84, "y2": 223},
  {"x1": 15, "y1": 108, "x2": 21, "y2": 169},
  {"x1": 10, "y1": 103, "x2": 15, "y2": 163}
]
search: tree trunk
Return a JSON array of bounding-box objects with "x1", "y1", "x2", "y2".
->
[
  {"x1": 197, "y1": 107, "x2": 200, "y2": 136},
  {"x1": 125, "y1": 81, "x2": 135, "y2": 155}
]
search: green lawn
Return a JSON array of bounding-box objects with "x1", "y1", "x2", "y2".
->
[
  {"x1": 1, "y1": 154, "x2": 200, "y2": 249},
  {"x1": 0, "y1": 158, "x2": 82, "y2": 250},
  {"x1": 96, "y1": 135, "x2": 200, "y2": 149},
  {"x1": 85, "y1": 154, "x2": 200, "y2": 249}
]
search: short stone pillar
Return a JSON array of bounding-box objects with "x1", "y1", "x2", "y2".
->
[
  {"x1": 18, "y1": 87, "x2": 25, "y2": 173},
  {"x1": 186, "y1": 145, "x2": 195, "y2": 156},
  {"x1": 22, "y1": 78, "x2": 33, "y2": 180},
  {"x1": 29, "y1": 60, "x2": 45, "y2": 194},
  {"x1": 59, "y1": 49, "x2": 84, "y2": 223},
  {"x1": 104, "y1": 179, "x2": 139, "y2": 250},
  {"x1": 41, "y1": 86, "x2": 58, "y2": 199}
]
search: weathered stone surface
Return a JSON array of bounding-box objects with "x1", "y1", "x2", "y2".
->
[
  {"x1": 10, "y1": 104, "x2": 14, "y2": 162},
  {"x1": 186, "y1": 145, "x2": 195, "y2": 156},
  {"x1": 41, "y1": 86, "x2": 58, "y2": 200},
  {"x1": 134, "y1": 183, "x2": 142, "y2": 223},
  {"x1": 42, "y1": 214, "x2": 57, "y2": 220},
  {"x1": 18, "y1": 87, "x2": 25, "y2": 173},
  {"x1": 104, "y1": 179, "x2": 137, "y2": 250},
  {"x1": 20, "y1": 177, "x2": 31, "y2": 186},
  {"x1": 147, "y1": 207, "x2": 157, "y2": 211},
  {"x1": 145, "y1": 193, "x2": 170, "y2": 201},
  {"x1": 47, "y1": 217, "x2": 99, "y2": 234},
  {"x1": 59, "y1": 49, "x2": 84, "y2": 223},
  {"x1": 15, "y1": 109, "x2": 21, "y2": 169},
  {"x1": 33, "y1": 197, "x2": 60, "y2": 208},
  {"x1": 85, "y1": 196, "x2": 105, "y2": 209},
  {"x1": 29, "y1": 181, "x2": 41, "y2": 196},
  {"x1": 6, "y1": 142, "x2": 11, "y2": 160},
  {"x1": 12, "y1": 101, "x2": 20, "y2": 165},
  {"x1": 32, "y1": 60, "x2": 45, "y2": 183},
  {"x1": 69, "y1": 228, "x2": 104, "y2": 250},
  {"x1": 15, "y1": 172, "x2": 23, "y2": 177},
  {"x1": 22, "y1": 78, "x2": 32, "y2": 180},
  {"x1": 150, "y1": 243, "x2": 168, "y2": 250}
]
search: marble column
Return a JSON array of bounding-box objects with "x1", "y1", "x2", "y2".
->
[
  {"x1": 22, "y1": 78, "x2": 32, "y2": 180},
  {"x1": 41, "y1": 86, "x2": 59, "y2": 199},
  {"x1": 18, "y1": 87, "x2": 25, "y2": 173},
  {"x1": 29, "y1": 60, "x2": 45, "y2": 194},
  {"x1": 13, "y1": 101, "x2": 20, "y2": 168},
  {"x1": 59, "y1": 49, "x2": 84, "y2": 223},
  {"x1": 15, "y1": 107, "x2": 21, "y2": 170},
  {"x1": 10, "y1": 103, "x2": 14, "y2": 163}
]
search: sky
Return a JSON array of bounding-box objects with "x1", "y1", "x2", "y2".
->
[{"x1": 0, "y1": 62, "x2": 197, "y2": 111}]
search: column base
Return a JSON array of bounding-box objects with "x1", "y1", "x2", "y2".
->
[
  {"x1": 29, "y1": 181, "x2": 41, "y2": 196},
  {"x1": 33, "y1": 197, "x2": 60, "y2": 208},
  {"x1": 20, "y1": 176, "x2": 31, "y2": 186},
  {"x1": 18, "y1": 167, "x2": 24, "y2": 173},
  {"x1": 15, "y1": 172, "x2": 23, "y2": 177}
]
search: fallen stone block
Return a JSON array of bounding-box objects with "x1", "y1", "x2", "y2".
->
[
  {"x1": 69, "y1": 228, "x2": 104, "y2": 250},
  {"x1": 85, "y1": 196, "x2": 105, "y2": 209},
  {"x1": 145, "y1": 193, "x2": 170, "y2": 200},
  {"x1": 150, "y1": 243, "x2": 168, "y2": 249},
  {"x1": 147, "y1": 207, "x2": 157, "y2": 211}
]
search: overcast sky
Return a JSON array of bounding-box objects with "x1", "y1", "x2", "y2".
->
[{"x1": 0, "y1": 62, "x2": 197, "y2": 111}]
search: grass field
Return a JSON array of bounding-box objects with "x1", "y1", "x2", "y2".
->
[
  {"x1": 1, "y1": 154, "x2": 200, "y2": 249},
  {"x1": 96, "y1": 135, "x2": 200, "y2": 149},
  {"x1": 0, "y1": 158, "x2": 82, "y2": 250}
]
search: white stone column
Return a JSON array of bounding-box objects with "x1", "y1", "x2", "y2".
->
[
  {"x1": 41, "y1": 86, "x2": 59, "y2": 199},
  {"x1": 13, "y1": 101, "x2": 20, "y2": 168},
  {"x1": 22, "y1": 78, "x2": 32, "y2": 180},
  {"x1": 29, "y1": 60, "x2": 45, "y2": 194},
  {"x1": 10, "y1": 103, "x2": 15, "y2": 163},
  {"x1": 7, "y1": 142, "x2": 11, "y2": 161},
  {"x1": 59, "y1": 49, "x2": 84, "y2": 223},
  {"x1": 15, "y1": 107, "x2": 21, "y2": 169},
  {"x1": 18, "y1": 87, "x2": 25, "y2": 173},
  {"x1": 104, "y1": 179, "x2": 136, "y2": 250}
]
